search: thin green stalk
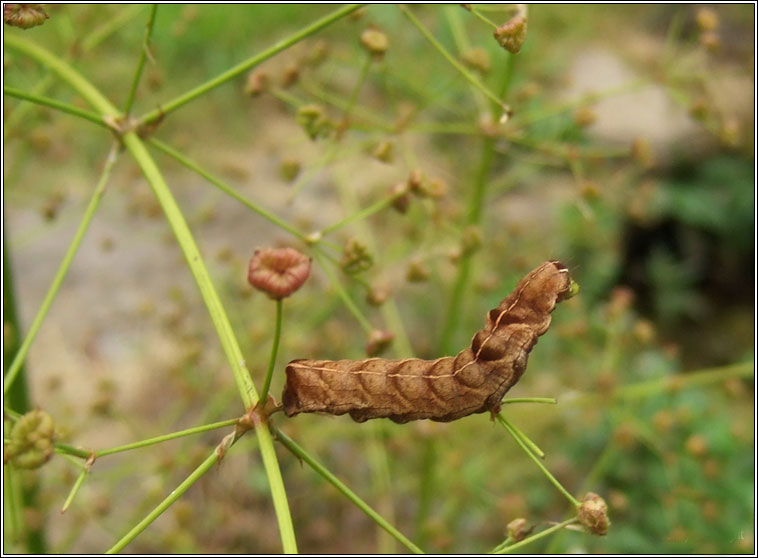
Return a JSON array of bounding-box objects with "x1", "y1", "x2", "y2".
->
[
  {"x1": 3, "y1": 86, "x2": 108, "y2": 128},
  {"x1": 313, "y1": 249, "x2": 373, "y2": 334},
  {"x1": 123, "y1": 4, "x2": 157, "y2": 116},
  {"x1": 469, "y1": 6, "x2": 499, "y2": 29},
  {"x1": 61, "y1": 467, "x2": 88, "y2": 513},
  {"x1": 498, "y1": 414, "x2": 580, "y2": 507},
  {"x1": 4, "y1": 145, "x2": 119, "y2": 395},
  {"x1": 272, "y1": 425, "x2": 424, "y2": 554},
  {"x1": 97, "y1": 418, "x2": 238, "y2": 457},
  {"x1": 106, "y1": 450, "x2": 219, "y2": 553},
  {"x1": 610, "y1": 361, "x2": 754, "y2": 400},
  {"x1": 400, "y1": 5, "x2": 507, "y2": 112},
  {"x1": 497, "y1": 414, "x2": 545, "y2": 459},
  {"x1": 259, "y1": 300, "x2": 283, "y2": 404},
  {"x1": 139, "y1": 4, "x2": 362, "y2": 124},
  {"x1": 320, "y1": 190, "x2": 405, "y2": 236},
  {"x1": 491, "y1": 517, "x2": 578, "y2": 554},
  {"x1": 503, "y1": 397, "x2": 557, "y2": 405},
  {"x1": 148, "y1": 138, "x2": 308, "y2": 242}
]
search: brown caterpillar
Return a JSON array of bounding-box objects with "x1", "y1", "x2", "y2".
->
[{"x1": 282, "y1": 260, "x2": 576, "y2": 423}]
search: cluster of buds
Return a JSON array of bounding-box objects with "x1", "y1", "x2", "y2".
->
[
  {"x1": 390, "y1": 169, "x2": 448, "y2": 215},
  {"x1": 296, "y1": 104, "x2": 333, "y2": 140},
  {"x1": 341, "y1": 238, "x2": 373, "y2": 275},
  {"x1": 4, "y1": 410, "x2": 55, "y2": 469},
  {"x1": 494, "y1": 7, "x2": 528, "y2": 54}
]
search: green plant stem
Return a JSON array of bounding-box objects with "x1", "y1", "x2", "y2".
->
[
  {"x1": 503, "y1": 397, "x2": 557, "y2": 405},
  {"x1": 272, "y1": 425, "x2": 424, "y2": 554},
  {"x1": 498, "y1": 414, "x2": 580, "y2": 508},
  {"x1": 7, "y1": 35, "x2": 296, "y2": 553},
  {"x1": 610, "y1": 361, "x2": 754, "y2": 400},
  {"x1": 469, "y1": 6, "x2": 499, "y2": 29},
  {"x1": 491, "y1": 518, "x2": 578, "y2": 554},
  {"x1": 259, "y1": 299, "x2": 283, "y2": 404},
  {"x1": 320, "y1": 190, "x2": 406, "y2": 236},
  {"x1": 55, "y1": 418, "x2": 239, "y2": 459},
  {"x1": 313, "y1": 249, "x2": 373, "y2": 334},
  {"x1": 61, "y1": 467, "x2": 88, "y2": 513},
  {"x1": 4, "y1": 145, "x2": 119, "y2": 395},
  {"x1": 497, "y1": 414, "x2": 545, "y2": 459},
  {"x1": 3, "y1": 86, "x2": 108, "y2": 128},
  {"x1": 106, "y1": 450, "x2": 219, "y2": 553},
  {"x1": 123, "y1": 4, "x2": 157, "y2": 116},
  {"x1": 139, "y1": 4, "x2": 362, "y2": 124},
  {"x1": 148, "y1": 138, "x2": 308, "y2": 242},
  {"x1": 400, "y1": 5, "x2": 506, "y2": 112}
]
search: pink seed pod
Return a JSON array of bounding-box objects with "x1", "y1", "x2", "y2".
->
[{"x1": 248, "y1": 247, "x2": 311, "y2": 300}]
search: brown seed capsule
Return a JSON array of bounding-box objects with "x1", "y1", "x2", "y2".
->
[
  {"x1": 494, "y1": 15, "x2": 527, "y2": 54},
  {"x1": 4, "y1": 3, "x2": 49, "y2": 29},
  {"x1": 248, "y1": 247, "x2": 311, "y2": 300},
  {"x1": 577, "y1": 492, "x2": 610, "y2": 536},
  {"x1": 507, "y1": 517, "x2": 533, "y2": 542}
]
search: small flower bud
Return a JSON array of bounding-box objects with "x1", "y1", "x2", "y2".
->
[
  {"x1": 577, "y1": 492, "x2": 610, "y2": 536},
  {"x1": 406, "y1": 259, "x2": 430, "y2": 283},
  {"x1": 247, "y1": 247, "x2": 311, "y2": 300},
  {"x1": 461, "y1": 225, "x2": 483, "y2": 256},
  {"x1": 506, "y1": 518, "x2": 533, "y2": 542},
  {"x1": 366, "y1": 284, "x2": 390, "y2": 306},
  {"x1": 280, "y1": 158, "x2": 301, "y2": 182},
  {"x1": 245, "y1": 70, "x2": 269, "y2": 96},
  {"x1": 574, "y1": 107, "x2": 596, "y2": 128},
  {"x1": 372, "y1": 140, "x2": 394, "y2": 163},
  {"x1": 360, "y1": 28, "x2": 389, "y2": 59},
  {"x1": 4, "y1": 409, "x2": 55, "y2": 469},
  {"x1": 341, "y1": 238, "x2": 373, "y2": 275},
  {"x1": 494, "y1": 15, "x2": 527, "y2": 54},
  {"x1": 695, "y1": 7, "x2": 719, "y2": 32},
  {"x1": 366, "y1": 329, "x2": 394, "y2": 356},
  {"x1": 685, "y1": 434, "x2": 708, "y2": 457},
  {"x1": 296, "y1": 104, "x2": 332, "y2": 140},
  {"x1": 390, "y1": 182, "x2": 411, "y2": 214},
  {"x1": 281, "y1": 62, "x2": 300, "y2": 88},
  {"x1": 4, "y1": 4, "x2": 49, "y2": 29}
]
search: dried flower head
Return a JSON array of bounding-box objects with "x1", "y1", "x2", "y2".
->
[
  {"x1": 577, "y1": 492, "x2": 610, "y2": 536},
  {"x1": 4, "y1": 4, "x2": 49, "y2": 29},
  {"x1": 390, "y1": 182, "x2": 411, "y2": 213},
  {"x1": 4, "y1": 409, "x2": 55, "y2": 469},
  {"x1": 366, "y1": 284, "x2": 390, "y2": 307},
  {"x1": 494, "y1": 15, "x2": 527, "y2": 54},
  {"x1": 365, "y1": 329, "x2": 394, "y2": 357},
  {"x1": 506, "y1": 518, "x2": 533, "y2": 542},
  {"x1": 248, "y1": 247, "x2": 311, "y2": 300}
]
